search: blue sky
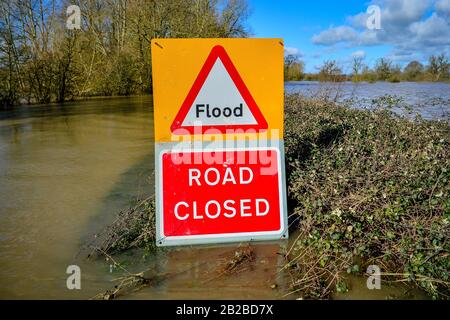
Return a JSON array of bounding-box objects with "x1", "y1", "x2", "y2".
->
[{"x1": 247, "y1": 0, "x2": 450, "y2": 73}]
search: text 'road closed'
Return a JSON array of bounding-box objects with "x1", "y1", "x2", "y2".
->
[{"x1": 161, "y1": 149, "x2": 283, "y2": 237}]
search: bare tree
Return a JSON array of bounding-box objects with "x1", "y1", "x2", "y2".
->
[
  {"x1": 428, "y1": 54, "x2": 449, "y2": 81},
  {"x1": 318, "y1": 60, "x2": 342, "y2": 82},
  {"x1": 403, "y1": 61, "x2": 424, "y2": 81},
  {"x1": 284, "y1": 55, "x2": 304, "y2": 81},
  {"x1": 375, "y1": 58, "x2": 392, "y2": 81},
  {"x1": 0, "y1": 0, "x2": 250, "y2": 107},
  {"x1": 351, "y1": 56, "x2": 365, "y2": 82}
]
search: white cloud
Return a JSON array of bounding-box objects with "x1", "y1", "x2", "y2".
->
[
  {"x1": 311, "y1": 0, "x2": 450, "y2": 59},
  {"x1": 386, "y1": 50, "x2": 419, "y2": 63},
  {"x1": 358, "y1": 30, "x2": 380, "y2": 46},
  {"x1": 347, "y1": 12, "x2": 369, "y2": 29},
  {"x1": 380, "y1": 0, "x2": 431, "y2": 27},
  {"x1": 348, "y1": 0, "x2": 431, "y2": 29},
  {"x1": 284, "y1": 47, "x2": 303, "y2": 56},
  {"x1": 312, "y1": 26, "x2": 358, "y2": 45},
  {"x1": 436, "y1": 0, "x2": 450, "y2": 14},
  {"x1": 352, "y1": 50, "x2": 366, "y2": 59},
  {"x1": 410, "y1": 13, "x2": 450, "y2": 43}
]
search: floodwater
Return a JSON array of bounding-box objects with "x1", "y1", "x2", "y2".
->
[
  {"x1": 286, "y1": 81, "x2": 450, "y2": 121},
  {"x1": 0, "y1": 97, "x2": 154, "y2": 298},
  {"x1": 1, "y1": 84, "x2": 444, "y2": 299}
]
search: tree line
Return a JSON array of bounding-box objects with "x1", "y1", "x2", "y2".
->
[
  {"x1": 0, "y1": 0, "x2": 249, "y2": 108},
  {"x1": 284, "y1": 53, "x2": 450, "y2": 83}
]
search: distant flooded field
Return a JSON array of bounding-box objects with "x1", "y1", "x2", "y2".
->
[{"x1": 286, "y1": 81, "x2": 450, "y2": 121}]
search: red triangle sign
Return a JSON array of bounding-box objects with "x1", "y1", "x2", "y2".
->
[{"x1": 171, "y1": 45, "x2": 268, "y2": 135}]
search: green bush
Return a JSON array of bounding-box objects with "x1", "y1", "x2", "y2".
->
[
  {"x1": 284, "y1": 94, "x2": 449, "y2": 299},
  {"x1": 388, "y1": 75, "x2": 401, "y2": 83}
]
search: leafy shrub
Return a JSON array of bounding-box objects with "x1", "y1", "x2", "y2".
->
[{"x1": 284, "y1": 94, "x2": 449, "y2": 299}]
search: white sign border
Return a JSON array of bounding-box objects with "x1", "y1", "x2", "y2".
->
[{"x1": 155, "y1": 142, "x2": 288, "y2": 247}]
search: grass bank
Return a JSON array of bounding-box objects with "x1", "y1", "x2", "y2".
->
[{"x1": 88, "y1": 93, "x2": 449, "y2": 299}]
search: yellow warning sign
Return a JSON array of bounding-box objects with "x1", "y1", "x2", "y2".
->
[{"x1": 151, "y1": 38, "x2": 284, "y2": 142}]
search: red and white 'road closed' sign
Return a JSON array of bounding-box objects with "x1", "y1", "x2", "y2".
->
[
  {"x1": 151, "y1": 39, "x2": 287, "y2": 246},
  {"x1": 160, "y1": 149, "x2": 284, "y2": 239}
]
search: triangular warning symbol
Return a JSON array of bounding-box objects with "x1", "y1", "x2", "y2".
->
[{"x1": 171, "y1": 45, "x2": 268, "y2": 134}]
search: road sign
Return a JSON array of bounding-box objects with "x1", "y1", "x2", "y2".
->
[
  {"x1": 161, "y1": 148, "x2": 283, "y2": 237},
  {"x1": 151, "y1": 38, "x2": 284, "y2": 143},
  {"x1": 171, "y1": 45, "x2": 268, "y2": 134},
  {"x1": 151, "y1": 39, "x2": 287, "y2": 246}
]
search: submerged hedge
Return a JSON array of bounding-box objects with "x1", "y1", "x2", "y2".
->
[{"x1": 284, "y1": 94, "x2": 449, "y2": 299}]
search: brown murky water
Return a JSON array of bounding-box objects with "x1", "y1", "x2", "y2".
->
[
  {"x1": 0, "y1": 96, "x2": 428, "y2": 299},
  {"x1": 0, "y1": 97, "x2": 153, "y2": 298}
]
